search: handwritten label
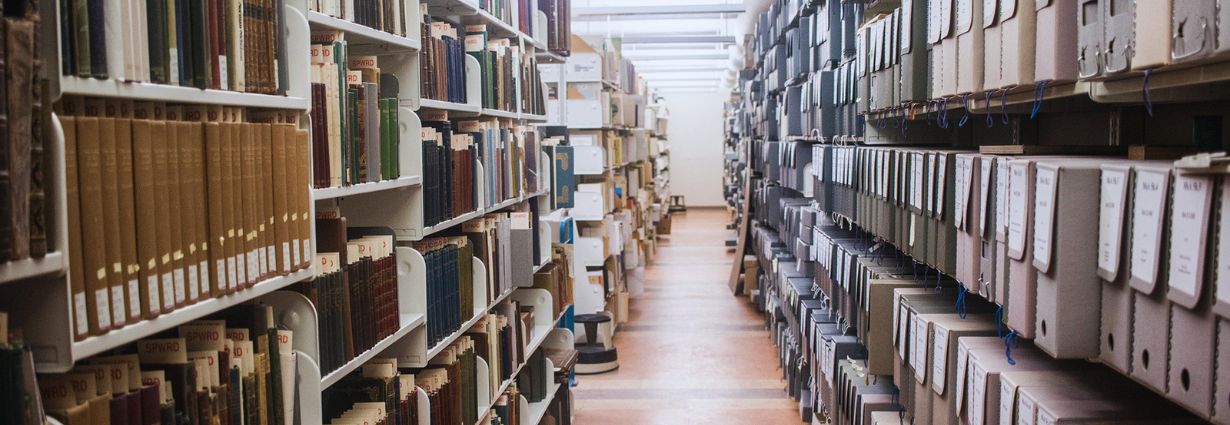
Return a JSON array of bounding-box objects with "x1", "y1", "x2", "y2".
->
[
  {"x1": 913, "y1": 315, "x2": 929, "y2": 381},
  {"x1": 981, "y1": 157, "x2": 994, "y2": 236},
  {"x1": 1007, "y1": 161, "x2": 1030, "y2": 259},
  {"x1": 970, "y1": 362, "x2": 989, "y2": 425},
  {"x1": 1018, "y1": 391, "x2": 1037, "y2": 425},
  {"x1": 932, "y1": 326, "x2": 951, "y2": 394},
  {"x1": 1098, "y1": 167, "x2": 1130, "y2": 280},
  {"x1": 938, "y1": 154, "x2": 949, "y2": 217},
  {"x1": 1217, "y1": 180, "x2": 1230, "y2": 308},
  {"x1": 999, "y1": 381, "x2": 1015, "y2": 425},
  {"x1": 956, "y1": 342, "x2": 970, "y2": 411},
  {"x1": 1167, "y1": 175, "x2": 1213, "y2": 300},
  {"x1": 956, "y1": 156, "x2": 973, "y2": 229},
  {"x1": 1130, "y1": 169, "x2": 1169, "y2": 288},
  {"x1": 1032, "y1": 166, "x2": 1058, "y2": 273},
  {"x1": 913, "y1": 153, "x2": 926, "y2": 210},
  {"x1": 996, "y1": 158, "x2": 1011, "y2": 239}
]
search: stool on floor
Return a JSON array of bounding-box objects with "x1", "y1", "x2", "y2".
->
[{"x1": 575, "y1": 313, "x2": 619, "y2": 374}]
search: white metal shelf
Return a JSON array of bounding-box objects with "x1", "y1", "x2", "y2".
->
[
  {"x1": 419, "y1": 98, "x2": 482, "y2": 115},
  {"x1": 420, "y1": 209, "x2": 485, "y2": 239},
  {"x1": 482, "y1": 108, "x2": 519, "y2": 119},
  {"x1": 425, "y1": 304, "x2": 490, "y2": 360},
  {"x1": 71, "y1": 267, "x2": 315, "y2": 363},
  {"x1": 535, "y1": 50, "x2": 566, "y2": 64},
  {"x1": 520, "y1": 112, "x2": 549, "y2": 122},
  {"x1": 0, "y1": 251, "x2": 65, "y2": 286},
  {"x1": 321, "y1": 312, "x2": 427, "y2": 389},
  {"x1": 520, "y1": 381, "x2": 562, "y2": 424},
  {"x1": 306, "y1": 11, "x2": 421, "y2": 52},
  {"x1": 312, "y1": 176, "x2": 423, "y2": 201},
  {"x1": 58, "y1": 77, "x2": 311, "y2": 110}
]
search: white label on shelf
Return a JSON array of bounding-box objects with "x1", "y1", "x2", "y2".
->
[
  {"x1": 74, "y1": 292, "x2": 89, "y2": 335},
  {"x1": 110, "y1": 286, "x2": 126, "y2": 325},
  {"x1": 1218, "y1": 180, "x2": 1230, "y2": 306},
  {"x1": 266, "y1": 246, "x2": 276, "y2": 274},
  {"x1": 999, "y1": 381, "x2": 1015, "y2": 425},
  {"x1": 127, "y1": 279, "x2": 140, "y2": 317},
  {"x1": 188, "y1": 265, "x2": 200, "y2": 300},
  {"x1": 981, "y1": 157, "x2": 993, "y2": 237},
  {"x1": 1168, "y1": 175, "x2": 1213, "y2": 299},
  {"x1": 1019, "y1": 393, "x2": 1037, "y2": 425},
  {"x1": 996, "y1": 158, "x2": 1011, "y2": 239},
  {"x1": 956, "y1": 156, "x2": 972, "y2": 229},
  {"x1": 1007, "y1": 161, "x2": 1030, "y2": 259},
  {"x1": 219, "y1": 56, "x2": 229, "y2": 89},
  {"x1": 1032, "y1": 166, "x2": 1058, "y2": 273},
  {"x1": 95, "y1": 289, "x2": 111, "y2": 329},
  {"x1": 913, "y1": 315, "x2": 928, "y2": 382},
  {"x1": 932, "y1": 326, "x2": 950, "y2": 393},
  {"x1": 302, "y1": 239, "x2": 311, "y2": 264},
  {"x1": 247, "y1": 251, "x2": 258, "y2": 281},
  {"x1": 160, "y1": 272, "x2": 174, "y2": 308},
  {"x1": 174, "y1": 269, "x2": 187, "y2": 304},
  {"x1": 1098, "y1": 167, "x2": 1130, "y2": 279},
  {"x1": 1131, "y1": 169, "x2": 1169, "y2": 287},
  {"x1": 256, "y1": 248, "x2": 267, "y2": 278},
  {"x1": 147, "y1": 276, "x2": 159, "y2": 313},
  {"x1": 970, "y1": 362, "x2": 988, "y2": 425},
  {"x1": 169, "y1": 49, "x2": 179, "y2": 86},
  {"x1": 956, "y1": 342, "x2": 969, "y2": 412}
]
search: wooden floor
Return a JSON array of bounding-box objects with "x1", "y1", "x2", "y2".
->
[{"x1": 573, "y1": 208, "x2": 803, "y2": 424}]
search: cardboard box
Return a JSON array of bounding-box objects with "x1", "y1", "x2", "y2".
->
[
  {"x1": 1132, "y1": 0, "x2": 1172, "y2": 71},
  {"x1": 955, "y1": 0, "x2": 985, "y2": 94},
  {"x1": 565, "y1": 82, "x2": 611, "y2": 128},
  {"x1": 1034, "y1": 0, "x2": 1079, "y2": 82}
]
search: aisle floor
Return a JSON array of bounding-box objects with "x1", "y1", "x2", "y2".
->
[{"x1": 573, "y1": 208, "x2": 802, "y2": 425}]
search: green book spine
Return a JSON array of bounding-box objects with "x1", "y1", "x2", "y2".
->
[{"x1": 334, "y1": 40, "x2": 348, "y2": 185}]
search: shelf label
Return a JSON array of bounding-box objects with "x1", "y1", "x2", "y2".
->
[
  {"x1": 1098, "y1": 167, "x2": 1130, "y2": 280},
  {"x1": 1168, "y1": 174, "x2": 1213, "y2": 300},
  {"x1": 1130, "y1": 169, "x2": 1169, "y2": 288}
]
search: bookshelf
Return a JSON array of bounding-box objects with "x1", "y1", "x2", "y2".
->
[{"x1": 14, "y1": 0, "x2": 577, "y2": 422}]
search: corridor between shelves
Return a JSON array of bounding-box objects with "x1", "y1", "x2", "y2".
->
[{"x1": 573, "y1": 208, "x2": 801, "y2": 425}]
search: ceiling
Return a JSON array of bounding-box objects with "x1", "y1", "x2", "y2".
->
[{"x1": 570, "y1": 0, "x2": 770, "y2": 93}]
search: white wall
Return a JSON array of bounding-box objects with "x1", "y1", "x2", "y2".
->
[{"x1": 663, "y1": 92, "x2": 726, "y2": 207}]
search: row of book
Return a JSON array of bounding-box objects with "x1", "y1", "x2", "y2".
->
[
  {"x1": 41, "y1": 306, "x2": 295, "y2": 425},
  {"x1": 0, "y1": 0, "x2": 51, "y2": 263},
  {"x1": 59, "y1": 99, "x2": 313, "y2": 340},
  {"x1": 411, "y1": 237, "x2": 476, "y2": 349},
  {"x1": 307, "y1": 218, "x2": 399, "y2": 376},
  {"x1": 310, "y1": 34, "x2": 403, "y2": 188},
  {"x1": 61, "y1": 0, "x2": 287, "y2": 93},
  {"x1": 420, "y1": 13, "x2": 467, "y2": 104},
  {"x1": 421, "y1": 116, "x2": 477, "y2": 226},
  {"x1": 537, "y1": 0, "x2": 571, "y2": 55},
  {"x1": 464, "y1": 212, "x2": 536, "y2": 306},
  {"x1": 324, "y1": 356, "x2": 420, "y2": 425},
  {"x1": 309, "y1": 0, "x2": 416, "y2": 38},
  {"x1": 472, "y1": 35, "x2": 546, "y2": 115},
  {"x1": 0, "y1": 313, "x2": 42, "y2": 425},
  {"x1": 421, "y1": 338, "x2": 480, "y2": 425},
  {"x1": 479, "y1": 0, "x2": 534, "y2": 40},
  {"x1": 476, "y1": 120, "x2": 536, "y2": 207}
]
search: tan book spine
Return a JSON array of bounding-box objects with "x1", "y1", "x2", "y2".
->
[
  {"x1": 235, "y1": 123, "x2": 250, "y2": 287},
  {"x1": 205, "y1": 120, "x2": 228, "y2": 296},
  {"x1": 296, "y1": 129, "x2": 312, "y2": 268},
  {"x1": 220, "y1": 114, "x2": 238, "y2": 291},
  {"x1": 150, "y1": 120, "x2": 176, "y2": 312},
  {"x1": 98, "y1": 114, "x2": 129, "y2": 328},
  {"x1": 187, "y1": 116, "x2": 211, "y2": 299},
  {"x1": 174, "y1": 120, "x2": 198, "y2": 304},
  {"x1": 270, "y1": 124, "x2": 289, "y2": 274},
  {"x1": 63, "y1": 116, "x2": 92, "y2": 338},
  {"x1": 243, "y1": 123, "x2": 258, "y2": 286},
  {"x1": 76, "y1": 116, "x2": 113, "y2": 335},
  {"x1": 262, "y1": 124, "x2": 276, "y2": 276},
  {"x1": 114, "y1": 114, "x2": 142, "y2": 324},
  {"x1": 131, "y1": 118, "x2": 162, "y2": 320},
  {"x1": 255, "y1": 123, "x2": 270, "y2": 280}
]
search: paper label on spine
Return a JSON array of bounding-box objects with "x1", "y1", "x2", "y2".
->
[
  {"x1": 1217, "y1": 180, "x2": 1230, "y2": 306},
  {"x1": 1032, "y1": 166, "x2": 1057, "y2": 272},
  {"x1": 970, "y1": 363, "x2": 988, "y2": 425},
  {"x1": 282, "y1": 243, "x2": 291, "y2": 272},
  {"x1": 1018, "y1": 393, "x2": 1037, "y2": 425},
  {"x1": 1168, "y1": 175, "x2": 1213, "y2": 299},
  {"x1": 127, "y1": 280, "x2": 140, "y2": 317},
  {"x1": 932, "y1": 326, "x2": 950, "y2": 393},
  {"x1": 236, "y1": 255, "x2": 247, "y2": 285},
  {"x1": 1007, "y1": 161, "x2": 1030, "y2": 259},
  {"x1": 110, "y1": 286, "x2": 126, "y2": 325},
  {"x1": 216, "y1": 261, "x2": 227, "y2": 291},
  {"x1": 1131, "y1": 169, "x2": 1169, "y2": 287},
  {"x1": 955, "y1": 156, "x2": 972, "y2": 229},
  {"x1": 173, "y1": 270, "x2": 186, "y2": 303},
  {"x1": 199, "y1": 262, "x2": 210, "y2": 295},
  {"x1": 187, "y1": 265, "x2": 200, "y2": 299},
  {"x1": 956, "y1": 343, "x2": 969, "y2": 411},
  {"x1": 228, "y1": 257, "x2": 238, "y2": 289},
  {"x1": 160, "y1": 272, "x2": 174, "y2": 307},
  {"x1": 1098, "y1": 167, "x2": 1129, "y2": 279},
  {"x1": 74, "y1": 292, "x2": 89, "y2": 335},
  {"x1": 996, "y1": 158, "x2": 1011, "y2": 239},
  {"x1": 913, "y1": 316, "x2": 928, "y2": 381},
  {"x1": 981, "y1": 158, "x2": 993, "y2": 237},
  {"x1": 147, "y1": 276, "x2": 160, "y2": 311},
  {"x1": 999, "y1": 382, "x2": 1014, "y2": 425},
  {"x1": 95, "y1": 290, "x2": 112, "y2": 329}
]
